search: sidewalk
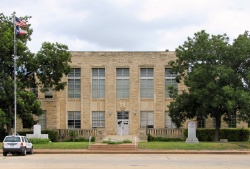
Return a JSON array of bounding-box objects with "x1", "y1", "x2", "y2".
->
[{"x1": 27, "y1": 149, "x2": 250, "y2": 154}]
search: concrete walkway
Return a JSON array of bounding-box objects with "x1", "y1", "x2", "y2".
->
[{"x1": 23, "y1": 149, "x2": 250, "y2": 154}]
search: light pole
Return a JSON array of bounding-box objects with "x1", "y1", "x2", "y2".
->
[{"x1": 12, "y1": 11, "x2": 17, "y2": 135}]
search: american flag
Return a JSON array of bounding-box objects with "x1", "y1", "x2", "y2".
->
[{"x1": 15, "y1": 17, "x2": 26, "y2": 27}]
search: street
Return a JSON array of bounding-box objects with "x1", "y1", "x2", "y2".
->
[{"x1": 0, "y1": 154, "x2": 249, "y2": 169}]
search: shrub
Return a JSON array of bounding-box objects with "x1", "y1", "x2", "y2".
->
[
  {"x1": 17, "y1": 129, "x2": 59, "y2": 142},
  {"x1": 147, "y1": 134, "x2": 183, "y2": 142},
  {"x1": 102, "y1": 140, "x2": 123, "y2": 144},
  {"x1": 29, "y1": 138, "x2": 50, "y2": 144},
  {"x1": 184, "y1": 128, "x2": 250, "y2": 142},
  {"x1": 63, "y1": 136, "x2": 95, "y2": 142},
  {"x1": 122, "y1": 139, "x2": 132, "y2": 143},
  {"x1": 42, "y1": 130, "x2": 58, "y2": 142},
  {"x1": 0, "y1": 128, "x2": 7, "y2": 142}
]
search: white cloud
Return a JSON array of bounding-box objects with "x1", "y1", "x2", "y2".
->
[{"x1": 1, "y1": 0, "x2": 250, "y2": 53}]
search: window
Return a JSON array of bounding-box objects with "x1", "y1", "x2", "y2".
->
[
  {"x1": 197, "y1": 118, "x2": 206, "y2": 128},
  {"x1": 228, "y1": 113, "x2": 236, "y2": 128},
  {"x1": 165, "y1": 112, "x2": 176, "y2": 128},
  {"x1": 140, "y1": 68, "x2": 154, "y2": 98},
  {"x1": 68, "y1": 68, "x2": 81, "y2": 98},
  {"x1": 116, "y1": 68, "x2": 129, "y2": 98},
  {"x1": 45, "y1": 87, "x2": 53, "y2": 98},
  {"x1": 117, "y1": 112, "x2": 129, "y2": 119},
  {"x1": 92, "y1": 68, "x2": 105, "y2": 98},
  {"x1": 92, "y1": 111, "x2": 105, "y2": 128},
  {"x1": 30, "y1": 87, "x2": 38, "y2": 98},
  {"x1": 38, "y1": 111, "x2": 46, "y2": 129},
  {"x1": 212, "y1": 117, "x2": 221, "y2": 128},
  {"x1": 140, "y1": 111, "x2": 154, "y2": 128},
  {"x1": 165, "y1": 68, "x2": 178, "y2": 98},
  {"x1": 68, "y1": 111, "x2": 81, "y2": 129}
]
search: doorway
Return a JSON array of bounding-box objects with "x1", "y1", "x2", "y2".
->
[{"x1": 116, "y1": 112, "x2": 129, "y2": 135}]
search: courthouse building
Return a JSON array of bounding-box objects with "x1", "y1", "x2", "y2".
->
[{"x1": 29, "y1": 51, "x2": 247, "y2": 136}]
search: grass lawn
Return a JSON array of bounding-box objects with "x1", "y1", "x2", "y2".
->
[
  {"x1": 33, "y1": 141, "x2": 250, "y2": 150},
  {"x1": 34, "y1": 142, "x2": 91, "y2": 149},
  {"x1": 138, "y1": 142, "x2": 250, "y2": 150}
]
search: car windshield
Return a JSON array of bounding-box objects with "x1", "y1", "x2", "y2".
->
[{"x1": 4, "y1": 137, "x2": 21, "y2": 142}]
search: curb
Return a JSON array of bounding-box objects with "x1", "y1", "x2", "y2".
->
[{"x1": 32, "y1": 149, "x2": 250, "y2": 154}]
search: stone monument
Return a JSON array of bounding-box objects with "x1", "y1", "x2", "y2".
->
[
  {"x1": 26, "y1": 124, "x2": 49, "y2": 139},
  {"x1": 185, "y1": 121, "x2": 199, "y2": 143}
]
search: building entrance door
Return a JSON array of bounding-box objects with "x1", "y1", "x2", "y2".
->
[{"x1": 116, "y1": 112, "x2": 129, "y2": 135}]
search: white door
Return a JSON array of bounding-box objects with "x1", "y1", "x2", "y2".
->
[{"x1": 117, "y1": 112, "x2": 129, "y2": 135}]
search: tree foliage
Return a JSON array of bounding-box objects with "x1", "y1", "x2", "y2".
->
[
  {"x1": 168, "y1": 30, "x2": 250, "y2": 141},
  {"x1": 0, "y1": 13, "x2": 71, "y2": 134}
]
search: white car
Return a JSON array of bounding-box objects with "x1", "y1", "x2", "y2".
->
[{"x1": 2, "y1": 134, "x2": 33, "y2": 156}]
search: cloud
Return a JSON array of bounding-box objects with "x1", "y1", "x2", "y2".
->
[{"x1": 1, "y1": 0, "x2": 250, "y2": 53}]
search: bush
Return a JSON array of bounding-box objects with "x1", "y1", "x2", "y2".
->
[
  {"x1": 63, "y1": 136, "x2": 95, "y2": 142},
  {"x1": 122, "y1": 139, "x2": 132, "y2": 143},
  {"x1": 0, "y1": 128, "x2": 7, "y2": 142},
  {"x1": 29, "y1": 138, "x2": 50, "y2": 144},
  {"x1": 184, "y1": 128, "x2": 250, "y2": 142},
  {"x1": 17, "y1": 129, "x2": 59, "y2": 142},
  {"x1": 102, "y1": 140, "x2": 123, "y2": 144},
  {"x1": 42, "y1": 130, "x2": 58, "y2": 142},
  {"x1": 148, "y1": 134, "x2": 183, "y2": 142}
]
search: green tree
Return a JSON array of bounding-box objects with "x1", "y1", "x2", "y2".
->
[
  {"x1": 0, "y1": 13, "x2": 71, "y2": 135},
  {"x1": 168, "y1": 30, "x2": 250, "y2": 141}
]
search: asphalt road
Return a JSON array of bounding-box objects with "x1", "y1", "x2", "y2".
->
[{"x1": 0, "y1": 154, "x2": 249, "y2": 169}]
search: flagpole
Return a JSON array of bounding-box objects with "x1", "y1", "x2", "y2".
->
[{"x1": 13, "y1": 11, "x2": 17, "y2": 135}]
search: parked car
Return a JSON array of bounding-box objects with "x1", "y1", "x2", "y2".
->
[{"x1": 2, "y1": 134, "x2": 33, "y2": 156}]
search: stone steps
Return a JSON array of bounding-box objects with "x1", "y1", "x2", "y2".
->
[{"x1": 88, "y1": 144, "x2": 138, "y2": 151}]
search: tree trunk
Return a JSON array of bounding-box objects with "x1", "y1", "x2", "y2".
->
[
  {"x1": 7, "y1": 105, "x2": 13, "y2": 135},
  {"x1": 7, "y1": 124, "x2": 12, "y2": 135},
  {"x1": 214, "y1": 117, "x2": 221, "y2": 142}
]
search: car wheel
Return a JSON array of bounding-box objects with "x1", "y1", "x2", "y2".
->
[
  {"x1": 29, "y1": 148, "x2": 33, "y2": 155},
  {"x1": 3, "y1": 152, "x2": 7, "y2": 156},
  {"x1": 22, "y1": 148, "x2": 26, "y2": 156}
]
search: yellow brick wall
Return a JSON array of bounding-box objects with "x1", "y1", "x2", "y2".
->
[{"x1": 35, "y1": 51, "x2": 248, "y2": 134}]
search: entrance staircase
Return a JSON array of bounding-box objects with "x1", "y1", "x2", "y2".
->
[{"x1": 88, "y1": 135, "x2": 139, "y2": 151}]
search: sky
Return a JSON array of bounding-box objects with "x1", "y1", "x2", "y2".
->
[{"x1": 1, "y1": 0, "x2": 250, "y2": 53}]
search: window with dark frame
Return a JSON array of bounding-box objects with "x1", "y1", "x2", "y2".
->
[
  {"x1": 140, "y1": 68, "x2": 154, "y2": 98},
  {"x1": 116, "y1": 68, "x2": 130, "y2": 98},
  {"x1": 140, "y1": 111, "x2": 154, "y2": 128},
  {"x1": 68, "y1": 68, "x2": 81, "y2": 98},
  {"x1": 165, "y1": 68, "x2": 178, "y2": 98},
  {"x1": 92, "y1": 68, "x2": 105, "y2": 98},
  {"x1": 92, "y1": 111, "x2": 105, "y2": 128},
  {"x1": 68, "y1": 111, "x2": 81, "y2": 129}
]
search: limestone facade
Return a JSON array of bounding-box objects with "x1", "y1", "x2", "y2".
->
[{"x1": 29, "y1": 51, "x2": 248, "y2": 135}]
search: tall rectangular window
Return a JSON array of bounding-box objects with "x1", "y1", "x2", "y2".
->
[
  {"x1": 38, "y1": 111, "x2": 46, "y2": 129},
  {"x1": 165, "y1": 68, "x2": 178, "y2": 98},
  {"x1": 116, "y1": 68, "x2": 129, "y2": 98},
  {"x1": 165, "y1": 111, "x2": 176, "y2": 128},
  {"x1": 92, "y1": 111, "x2": 105, "y2": 128},
  {"x1": 228, "y1": 113, "x2": 236, "y2": 128},
  {"x1": 92, "y1": 68, "x2": 105, "y2": 98},
  {"x1": 45, "y1": 87, "x2": 53, "y2": 98},
  {"x1": 68, "y1": 111, "x2": 81, "y2": 129},
  {"x1": 30, "y1": 87, "x2": 38, "y2": 98},
  {"x1": 140, "y1": 111, "x2": 154, "y2": 128},
  {"x1": 197, "y1": 118, "x2": 206, "y2": 128},
  {"x1": 68, "y1": 68, "x2": 81, "y2": 98},
  {"x1": 140, "y1": 68, "x2": 154, "y2": 98}
]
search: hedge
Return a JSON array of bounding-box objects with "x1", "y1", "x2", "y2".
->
[
  {"x1": 183, "y1": 128, "x2": 250, "y2": 141},
  {"x1": 29, "y1": 138, "x2": 50, "y2": 144},
  {"x1": 17, "y1": 129, "x2": 59, "y2": 142},
  {"x1": 148, "y1": 134, "x2": 183, "y2": 142}
]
